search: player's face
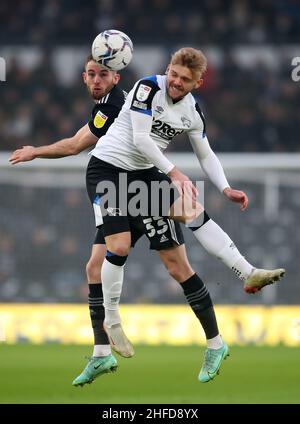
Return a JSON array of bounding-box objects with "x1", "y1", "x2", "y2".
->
[
  {"x1": 83, "y1": 61, "x2": 120, "y2": 100},
  {"x1": 166, "y1": 64, "x2": 203, "y2": 101}
]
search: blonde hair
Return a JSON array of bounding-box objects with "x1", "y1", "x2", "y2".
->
[{"x1": 171, "y1": 47, "x2": 207, "y2": 78}]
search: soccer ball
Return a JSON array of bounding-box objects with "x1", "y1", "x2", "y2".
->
[{"x1": 91, "y1": 29, "x2": 133, "y2": 71}]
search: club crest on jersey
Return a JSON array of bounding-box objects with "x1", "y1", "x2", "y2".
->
[
  {"x1": 136, "y1": 84, "x2": 152, "y2": 101},
  {"x1": 94, "y1": 111, "x2": 108, "y2": 128},
  {"x1": 107, "y1": 207, "x2": 122, "y2": 216},
  {"x1": 155, "y1": 106, "x2": 164, "y2": 114},
  {"x1": 181, "y1": 116, "x2": 192, "y2": 128}
]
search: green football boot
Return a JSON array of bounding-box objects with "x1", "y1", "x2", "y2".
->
[
  {"x1": 198, "y1": 343, "x2": 229, "y2": 383},
  {"x1": 72, "y1": 354, "x2": 118, "y2": 387}
]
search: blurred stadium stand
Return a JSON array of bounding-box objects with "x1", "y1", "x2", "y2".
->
[
  {"x1": 1, "y1": 0, "x2": 300, "y2": 153},
  {"x1": 0, "y1": 0, "x2": 299, "y2": 305},
  {"x1": 1, "y1": 0, "x2": 300, "y2": 45},
  {"x1": 1, "y1": 44, "x2": 299, "y2": 153}
]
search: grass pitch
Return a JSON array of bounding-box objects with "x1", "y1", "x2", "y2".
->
[{"x1": 0, "y1": 344, "x2": 299, "y2": 404}]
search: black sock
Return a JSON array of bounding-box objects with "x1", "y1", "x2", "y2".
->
[
  {"x1": 88, "y1": 283, "x2": 109, "y2": 345},
  {"x1": 180, "y1": 273, "x2": 219, "y2": 339}
]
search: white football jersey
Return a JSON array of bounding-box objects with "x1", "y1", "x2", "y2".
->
[{"x1": 91, "y1": 74, "x2": 206, "y2": 170}]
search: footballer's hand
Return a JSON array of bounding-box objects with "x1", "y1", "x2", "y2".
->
[
  {"x1": 168, "y1": 167, "x2": 198, "y2": 200},
  {"x1": 9, "y1": 146, "x2": 36, "y2": 164},
  {"x1": 223, "y1": 187, "x2": 248, "y2": 211}
]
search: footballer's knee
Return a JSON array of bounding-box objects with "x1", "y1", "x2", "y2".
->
[
  {"x1": 105, "y1": 232, "x2": 131, "y2": 257},
  {"x1": 181, "y1": 201, "x2": 204, "y2": 224},
  {"x1": 170, "y1": 200, "x2": 203, "y2": 224},
  {"x1": 106, "y1": 244, "x2": 130, "y2": 257}
]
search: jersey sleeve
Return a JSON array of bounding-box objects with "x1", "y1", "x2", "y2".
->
[
  {"x1": 188, "y1": 103, "x2": 230, "y2": 192},
  {"x1": 188, "y1": 102, "x2": 207, "y2": 139},
  {"x1": 130, "y1": 78, "x2": 160, "y2": 116},
  {"x1": 88, "y1": 104, "x2": 120, "y2": 138}
]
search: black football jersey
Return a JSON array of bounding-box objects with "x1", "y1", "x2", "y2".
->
[{"x1": 88, "y1": 85, "x2": 127, "y2": 138}]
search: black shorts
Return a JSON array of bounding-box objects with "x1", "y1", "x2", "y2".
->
[
  {"x1": 87, "y1": 156, "x2": 184, "y2": 250},
  {"x1": 93, "y1": 215, "x2": 184, "y2": 250}
]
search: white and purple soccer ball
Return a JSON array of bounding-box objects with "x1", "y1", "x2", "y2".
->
[{"x1": 91, "y1": 29, "x2": 133, "y2": 71}]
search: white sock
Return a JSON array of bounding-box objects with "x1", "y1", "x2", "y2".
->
[
  {"x1": 232, "y1": 257, "x2": 254, "y2": 281},
  {"x1": 101, "y1": 258, "x2": 124, "y2": 328},
  {"x1": 207, "y1": 334, "x2": 224, "y2": 349},
  {"x1": 93, "y1": 344, "x2": 111, "y2": 357},
  {"x1": 192, "y1": 219, "x2": 253, "y2": 281}
]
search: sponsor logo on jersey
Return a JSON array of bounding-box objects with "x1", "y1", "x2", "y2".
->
[
  {"x1": 155, "y1": 106, "x2": 164, "y2": 114},
  {"x1": 136, "y1": 84, "x2": 152, "y2": 101},
  {"x1": 133, "y1": 100, "x2": 148, "y2": 110},
  {"x1": 151, "y1": 119, "x2": 184, "y2": 140},
  {"x1": 181, "y1": 116, "x2": 192, "y2": 128},
  {"x1": 94, "y1": 111, "x2": 108, "y2": 128}
]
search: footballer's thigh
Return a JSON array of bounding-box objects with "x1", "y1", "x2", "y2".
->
[
  {"x1": 158, "y1": 244, "x2": 194, "y2": 283},
  {"x1": 86, "y1": 155, "x2": 132, "y2": 256}
]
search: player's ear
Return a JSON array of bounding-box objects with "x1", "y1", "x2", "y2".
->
[
  {"x1": 82, "y1": 71, "x2": 87, "y2": 84},
  {"x1": 113, "y1": 72, "x2": 121, "y2": 84},
  {"x1": 194, "y1": 78, "x2": 203, "y2": 89},
  {"x1": 165, "y1": 65, "x2": 170, "y2": 75}
]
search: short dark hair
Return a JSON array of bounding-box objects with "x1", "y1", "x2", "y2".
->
[
  {"x1": 84, "y1": 54, "x2": 95, "y2": 69},
  {"x1": 84, "y1": 54, "x2": 117, "y2": 74}
]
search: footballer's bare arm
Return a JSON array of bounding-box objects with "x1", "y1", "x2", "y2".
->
[{"x1": 9, "y1": 124, "x2": 97, "y2": 164}]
